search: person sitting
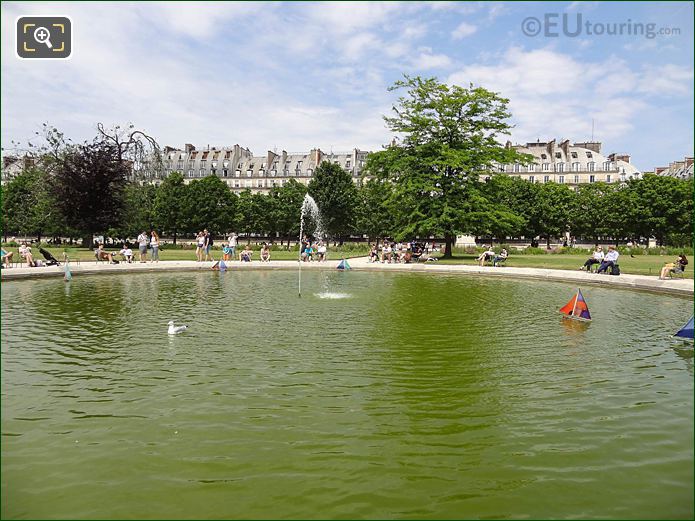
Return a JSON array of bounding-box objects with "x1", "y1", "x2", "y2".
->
[
  {"x1": 222, "y1": 246, "x2": 233, "y2": 261},
  {"x1": 477, "y1": 246, "x2": 495, "y2": 266},
  {"x1": 581, "y1": 246, "x2": 604, "y2": 271},
  {"x1": 493, "y1": 248, "x2": 508, "y2": 267},
  {"x1": 660, "y1": 254, "x2": 688, "y2": 279},
  {"x1": 118, "y1": 246, "x2": 134, "y2": 263},
  {"x1": 597, "y1": 245, "x2": 620, "y2": 274},
  {"x1": 239, "y1": 245, "x2": 253, "y2": 262},
  {"x1": 317, "y1": 242, "x2": 327, "y2": 262},
  {"x1": 95, "y1": 244, "x2": 116, "y2": 264},
  {"x1": 1, "y1": 248, "x2": 14, "y2": 268},
  {"x1": 260, "y1": 243, "x2": 271, "y2": 262},
  {"x1": 302, "y1": 244, "x2": 314, "y2": 262},
  {"x1": 369, "y1": 244, "x2": 379, "y2": 263},
  {"x1": 19, "y1": 243, "x2": 36, "y2": 267}
]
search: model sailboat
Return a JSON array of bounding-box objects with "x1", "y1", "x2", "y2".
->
[
  {"x1": 674, "y1": 316, "x2": 694, "y2": 340},
  {"x1": 559, "y1": 288, "x2": 591, "y2": 321}
]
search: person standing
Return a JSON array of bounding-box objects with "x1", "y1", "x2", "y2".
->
[
  {"x1": 195, "y1": 231, "x2": 205, "y2": 261},
  {"x1": 137, "y1": 231, "x2": 149, "y2": 263},
  {"x1": 228, "y1": 233, "x2": 238, "y2": 261},
  {"x1": 150, "y1": 230, "x2": 160, "y2": 263},
  {"x1": 203, "y1": 229, "x2": 213, "y2": 261}
]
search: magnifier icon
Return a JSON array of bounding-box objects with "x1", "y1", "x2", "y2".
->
[{"x1": 33, "y1": 26, "x2": 53, "y2": 49}]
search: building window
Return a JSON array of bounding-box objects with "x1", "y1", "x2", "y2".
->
[
  {"x1": 271, "y1": 170, "x2": 277, "y2": 177},
  {"x1": 574, "y1": 175, "x2": 579, "y2": 184},
  {"x1": 200, "y1": 160, "x2": 207, "y2": 167},
  {"x1": 603, "y1": 162, "x2": 611, "y2": 171},
  {"x1": 223, "y1": 169, "x2": 228, "y2": 177},
  {"x1": 211, "y1": 161, "x2": 217, "y2": 169},
  {"x1": 307, "y1": 168, "x2": 313, "y2": 176},
  {"x1": 558, "y1": 175, "x2": 565, "y2": 184},
  {"x1": 572, "y1": 162, "x2": 580, "y2": 172},
  {"x1": 528, "y1": 175, "x2": 535, "y2": 183},
  {"x1": 589, "y1": 175, "x2": 595, "y2": 183},
  {"x1": 199, "y1": 168, "x2": 205, "y2": 176},
  {"x1": 297, "y1": 161, "x2": 303, "y2": 168},
  {"x1": 245, "y1": 180, "x2": 252, "y2": 188},
  {"x1": 498, "y1": 164, "x2": 505, "y2": 173},
  {"x1": 541, "y1": 154, "x2": 547, "y2": 160},
  {"x1": 257, "y1": 180, "x2": 263, "y2": 187},
  {"x1": 223, "y1": 160, "x2": 229, "y2": 168},
  {"x1": 188, "y1": 170, "x2": 194, "y2": 178},
  {"x1": 346, "y1": 160, "x2": 351, "y2": 168},
  {"x1": 571, "y1": 152, "x2": 578, "y2": 158},
  {"x1": 543, "y1": 175, "x2": 550, "y2": 183},
  {"x1": 528, "y1": 164, "x2": 536, "y2": 172},
  {"x1": 234, "y1": 180, "x2": 240, "y2": 188},
  {"x1": 542, "y1": 163, "x2": 550, "y2": 171},
  {"x1": 556, "y1": 162, "x2": 565, "y2": 172},
  {"x1": 177, "y1": 160, "x2": 183, "y2": 169},
  {"x1": 555, "y1": 152, "x2": 562, "y2": 159},
  {"x1": 235, "y1": 170, "x2": 241, "y2": 177},
  {"x1": 588, "y1": 162, "x2": 595, "y2": 172},
  {"x1": 514, "y1": 163, "x2": 520, "y2": 172},
  {"x1": 246, "y1": 170, "x2": 253, "y2": 177},
  {"x1": 586, "y1": 151, "x2": 593, "y2": 158},
  {"x1": 606, "y1": 174, "x2": 611, "y2": 183}
]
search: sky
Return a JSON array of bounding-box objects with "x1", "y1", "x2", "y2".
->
[{"x1": 1, "y1": 1, "x2": 693, "y2": 171}]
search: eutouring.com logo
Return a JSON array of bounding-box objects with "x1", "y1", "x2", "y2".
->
[{"x1": 521, "y1": 13, "x2": 681, "y2": 39}]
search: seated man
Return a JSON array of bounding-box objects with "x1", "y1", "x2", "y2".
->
[
  {"x1": 239, "y1": 245, "x2": 253, "y2": 262},
  {"x1": 493, "y1": 248, "x2": 508, "y2": 266},
  {"x1": 95, "y1": 244, "x2": 116, "y2": 264},
  {"x1": 1, "y1": 248, "x2": 14, "y2": 267},
  {"x1": 19, "y1": 243, "x2": 36, "y2": 267},
  {"x1": 597, "y1": 245, "x2": 620, "y2": 274},
  {"x1": 316, "y1": 242, "x2": 327, "y2": 262},
  {"x1": 477, "y1": 246, "x2": 495, "y2": 266},
  {"x1": 118, "y1": 246, "x2": 134, "y2": 263}
]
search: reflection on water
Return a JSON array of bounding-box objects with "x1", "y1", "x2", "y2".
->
[{"x1": 1, "y1": 271, "x2": 693, "y2": 519}]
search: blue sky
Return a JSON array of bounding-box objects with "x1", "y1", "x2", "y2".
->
[{"x1": 2, "y1": 1, "x2": 693, "y2": 171}]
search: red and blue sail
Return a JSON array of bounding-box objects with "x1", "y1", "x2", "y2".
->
[{"x1": 559, "y1": 288, "x2": 591, "y2": 321}]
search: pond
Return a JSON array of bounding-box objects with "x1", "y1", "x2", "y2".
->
[{"x1": 2, "y1": 270, "x2": 693, "y2": 519}]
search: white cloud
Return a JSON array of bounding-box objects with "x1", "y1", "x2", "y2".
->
[
  {"x1": 412, "y1": 50, "x2": 452, "y2": 70},
  {"x1": 447, "y1": 46, "x2": 691, "y2": 147},
  {"x1": 452, "y1": 21, "x2": 477, "y2": 40}
]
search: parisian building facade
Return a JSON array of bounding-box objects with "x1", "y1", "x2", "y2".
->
[
  {"x1": 653, "y1": 156, "x2": 693, "y2": 179},
  {"x1": 494, "y1": 139, "x2": 642, "y2": 188},
  {"x1": 134, "y1": 144, "x2": 370, "y2": 194}
]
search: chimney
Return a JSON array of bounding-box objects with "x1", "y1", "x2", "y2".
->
[
  {"x1": 185, "y1": 143, "x2": 195, "y2": 153},
  {"x1": 282, "y1": 150, "x2": 287, "y2": 165}
]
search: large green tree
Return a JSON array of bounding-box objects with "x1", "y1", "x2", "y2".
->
[
  {"x1": 357, "y1": 178, "x2": 396, "y2": 245},
  {"x1": 116, "y1": 182, "x2": 157, "y2": 238},
  {"x1": 153, "y1": 172, "x2": 188, "y2": 244},
  {"x1": 365, "y1": 75, "x2": 531, "y2": 257},
  {"x1": 308, "y1": 161, "x2": 359, "y2": 241},
  {"x1": 269, "y1": 179, "x2": 307, "y2": 246},
  {"x1": 184, "y1": 175, "x2": 237, "y2": 237}
]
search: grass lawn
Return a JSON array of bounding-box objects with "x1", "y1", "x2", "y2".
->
[
  {"x1": 3, "y1": 245, "x2": 690, "y2": 279},
  {"x1": 432, "y1": 253, "x2": 693, "y2": 278},
  {"x1": 4, "y1": 245, "x2": 368, "y2": 263}
]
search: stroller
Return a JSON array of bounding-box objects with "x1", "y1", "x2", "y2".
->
[{"x1": 39, "y1": 247, "x2": 61, "y2": 266}]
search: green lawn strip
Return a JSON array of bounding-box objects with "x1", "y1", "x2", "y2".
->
[{"x1": 432, "y1": 254, "x2": 692, "y2": 278}]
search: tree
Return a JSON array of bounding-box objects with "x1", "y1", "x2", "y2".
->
[
  {"x1": 357, "y1": 178, "x2": 396, "y2": 245},
  {"x1": 308, "y1": 161, "x2": 359, "y2": 241},
  {"x1": 570, "y1": 182, "x2": 614, "y2": 243},
  {"x1": 235, "y1": 190, "x2": 266, "y2": 241},
  {"x1": 184, "y1": 175, "x2": 237, "y2": 237},
  {"x1": 269, "y1": 179, "x2": 307, "y2": 246},
  {"x1": 154, "y1": 172, "x2": 187, "y2": 244},
  {"x1": 51, "y1": 140, "x2": 130, "y2": 248},
  {"x1": 533, "y1": 182, "x2": 575, "y2": 248},
  {"x1": 365, "y1": 75, "x2": 531, "y2": 257}
]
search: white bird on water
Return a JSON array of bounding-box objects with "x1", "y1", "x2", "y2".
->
[{"x1": 168, "y1": 321, "x2": 188, "y2": 335}]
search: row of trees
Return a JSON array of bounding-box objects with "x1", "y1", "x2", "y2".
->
[{"x1": 2, "y1": 77, "x2": 692, "y2": 253}]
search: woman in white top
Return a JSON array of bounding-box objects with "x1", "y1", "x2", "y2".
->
[
  {"x1": 150, "y1": 230, "x2": 160, "y2": 263},
  {"x1": 195, "y1": 231, "x2": 205, "y2": 262},
  {"x1": 317, "y1": 242, "x2": 327, "y2": 262}
]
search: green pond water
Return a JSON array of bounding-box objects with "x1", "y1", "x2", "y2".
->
[{"x1": 1, "y1": 270, "x2": 693, "y2": 519}]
